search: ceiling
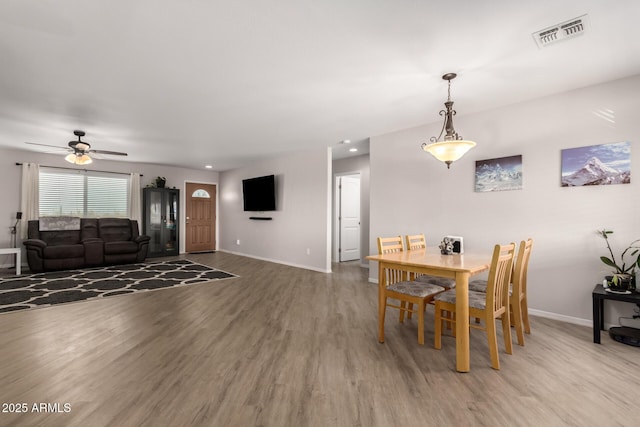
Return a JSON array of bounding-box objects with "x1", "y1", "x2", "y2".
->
[{"x1": 1, "y1": 1, "x2": 639, "y2": 171}]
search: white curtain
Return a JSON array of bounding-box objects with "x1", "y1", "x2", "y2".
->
[
  {"x1": 128, "y1": 172, "x2": 142, "y2": 224},
  {"x1": 20, "y1": 162, "x2": 40, "y2": 239}
]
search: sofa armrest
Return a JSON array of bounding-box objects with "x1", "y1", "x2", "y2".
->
[
  {"x1": 134, "y1": 235, "x2": 150, "y2": 244},
  {"x1": 24, "y1": 238, "x2": 47, "y2": 273},
  {"x1": 82, "y1": 238, "x2": 104, "y2": 267},
  {"x1": 23, "y1": 239, "x2": 47, "y2": 250}
]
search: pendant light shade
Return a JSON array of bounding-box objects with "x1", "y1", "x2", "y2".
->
[
  {"x1": 421, "y1": 73, "x2": 476, "y2": 169},
  {"x1": 65, "y1": 153, "x2": 93, "y2": 165},
  {"x1": 422, "y1": 139, "x2": 476, "y2": 166}
]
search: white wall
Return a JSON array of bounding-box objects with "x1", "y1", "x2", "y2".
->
[
  {"x1": 218, "y1": 147, "x2": 331, "y2": 272},
  {"x1": 370, "y1": 74, "x2": 640, "y2": 326},
  {"x1": 332, "y1": 153, "x2": 370, "y2": 266},
  {"x1": 0, "y1": 147, "x2": 218, "y2": 264}
]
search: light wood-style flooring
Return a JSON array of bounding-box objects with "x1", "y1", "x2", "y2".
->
[{"x1": 1, "y1": 252, "x2": 639, "y2": 426}]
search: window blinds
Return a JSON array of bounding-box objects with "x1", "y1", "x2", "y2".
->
[{"x1": 39, "y1": 168, "x2": 130, "y2": 218}]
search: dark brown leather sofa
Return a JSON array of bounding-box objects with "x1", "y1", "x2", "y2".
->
[{"x1": 23, "y1": 218, "x2": 150, "y2": 273}]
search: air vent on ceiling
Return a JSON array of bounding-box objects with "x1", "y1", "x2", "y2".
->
[{"x1": 533, "y1": 14, "x2": 589, "y2": 48}]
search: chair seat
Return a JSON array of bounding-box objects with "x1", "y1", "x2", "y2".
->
[
  {"x1": 468, "y1": 279, "x2": 512, "y2": 295},
  {"x1": 388, "y1": 281, "x2": 445, "y2": 298},
  {"x1": 469, "y1": 279, "x2": 488, "y2": 292},
  {"x1": 415, "y1": 274, "x2": 456, "y2": 289},
  {"x1": 434, "y1": 289, "x2": 488, "y2": 310}
]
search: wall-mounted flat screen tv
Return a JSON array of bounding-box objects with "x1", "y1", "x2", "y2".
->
[{"x1": 242, "y1": 174, "x2": 276, "y2": 211}]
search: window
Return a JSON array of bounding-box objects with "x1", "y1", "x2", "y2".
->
[
  {"x1": 191, "y1": 189, "x2": 210, "y2": 198},
  {"x1": 39, "y1": 168, "x2": 130, "y2": 218}
]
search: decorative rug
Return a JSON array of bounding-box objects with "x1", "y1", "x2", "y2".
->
[{"x1": 0, "y1": 259, "x2": 237, "y2": 313}]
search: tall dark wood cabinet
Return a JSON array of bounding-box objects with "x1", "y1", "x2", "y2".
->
[{"x1": 143, "y1": 188, "x2": 180, "y2": 257}]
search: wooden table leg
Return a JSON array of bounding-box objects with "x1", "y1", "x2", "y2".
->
[
  {"x1": 378, "y1": 262, "x2": 386, "y2": 343},
  {"x1": 455, "y1": 271, "x2": 470, "y2": 372}
]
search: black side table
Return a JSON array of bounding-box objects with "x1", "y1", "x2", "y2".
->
[{"x1": 592, "y1": 284, "x2": 640, "y2": 343}]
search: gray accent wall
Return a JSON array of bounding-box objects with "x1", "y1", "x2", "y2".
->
[
  {"x1": 219, "y1": 147, "x2": 331, "y2": 273},
  {"x1": 370, "y1": 74, "x2": 640, "y2": 326}
]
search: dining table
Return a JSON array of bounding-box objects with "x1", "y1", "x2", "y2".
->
[{"x1": 366, "y1": 247, "x2": 491, "y2": 373}]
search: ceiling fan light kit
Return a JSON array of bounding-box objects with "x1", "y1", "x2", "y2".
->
[
  {"x1": 65, "y1": 153, "x2": 93, "y2": 165},
  {"x1": 421, "y1": 73, "x2": 476, "y2": 169},
  {"x1": 26, "y1": 130, "x2": 127, "y2": 166}
]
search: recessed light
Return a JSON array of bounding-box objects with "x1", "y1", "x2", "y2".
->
[
  {"x1": 205, "y1": 165, "x2": 213, "y2": 169},
  {"x1": 341, "y1": 139, "x2": 351, "y2": 144},
  {"x1": 349, "y1": 148, "x2": 358, "y2": 152}
]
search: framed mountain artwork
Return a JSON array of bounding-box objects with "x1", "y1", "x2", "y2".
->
[
  {"x1": 561, "y1": 141, "x2": 630, "y2": 187},
  {"x1": 475, "y1": 155, "x2": 523, "y2": 192}
]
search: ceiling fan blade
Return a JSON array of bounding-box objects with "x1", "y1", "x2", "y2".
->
[
  {"x1": 90, "y1": 149, "x2": 128, "y2": 156},
  {"x1": 25, "y1": 141, "x2": 70, "y2": 151}
]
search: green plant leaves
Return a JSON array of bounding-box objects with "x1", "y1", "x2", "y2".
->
[{"x1": 600, "y1": 256, "x2": 618, "y2": 269}]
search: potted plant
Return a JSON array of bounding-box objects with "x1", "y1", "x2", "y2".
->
[
  {"x1": 597, "y1": 229, "x2": 640, "y2": 291},
  {"x1": 155, "y1": 176, "x2": 167, "y2": 188}
]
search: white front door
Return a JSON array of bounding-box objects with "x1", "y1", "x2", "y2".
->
[{"x1": 339, "y1": 175, "x2": 360, "y2": 262}]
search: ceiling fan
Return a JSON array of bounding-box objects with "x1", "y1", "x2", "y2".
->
[{"x1": 26, "y1": 130, "x2": 128, "y2": 165}]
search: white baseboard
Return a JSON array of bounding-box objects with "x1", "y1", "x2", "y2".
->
[
  {"x1": 218, "y1": 249, "x2": 332, "y2": 273},
  {"x1": 528, "y1": 308, "x2": 591, "y2": 327}
]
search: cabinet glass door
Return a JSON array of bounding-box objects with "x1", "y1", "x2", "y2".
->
[
  {"x1": 164, "y1": 190, "x2": 179, "y2": 253},
  {"x1": 148, "y1": 189, "x2": 163, "y2": 254}
]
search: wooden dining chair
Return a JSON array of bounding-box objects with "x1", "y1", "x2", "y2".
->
[
  {"x1": 405, "y1": 234, "x2": 456, "y2": 289},
  {"x1": 512, "y1": 238, "x2": 533, "y2": 341},
  {"x1": 468, "y1": 238, "x2": 533, "y2": 345},
  {"x1": 377, "y1": 236, "x2": 446, "y2": 345},
  {"x1": 434, "y1": 243, "x2": 516, "y2": 370}
]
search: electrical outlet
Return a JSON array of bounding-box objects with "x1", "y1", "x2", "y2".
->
[
  {"x1": 306, "y1": 248, "x2": 311, "y2": 255},
  {"x1": 236, "y1": 239, "x2": 240, "y2": 245}
]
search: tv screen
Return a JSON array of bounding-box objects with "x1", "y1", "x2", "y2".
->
[{"x1": 242, "y1": 175, "x2": 276, "y2": 211}]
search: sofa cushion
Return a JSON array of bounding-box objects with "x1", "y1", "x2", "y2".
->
[
  {"x1": 80, "y1": 218, "x2": 99, "y2": 240},
  {"x1": 43, "y1": 244, "x2": 85, "y2": 259},
  {"x1": 104, "y1": 241, "x2": 138, "y2": 254},
  {"x1": 98, "y1": 218, "x2": 132, "y2": 242},
  {"x1": 40, "y1": 231, "x2": 82, "y2": 246}
]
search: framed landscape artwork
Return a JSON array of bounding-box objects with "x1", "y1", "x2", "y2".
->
[
  {"x1": 475, "y1": 155, "x2": 522, "y2": 192},
  {"x1": 561, "y1": 141, "x2": 630, "y2": 187}
]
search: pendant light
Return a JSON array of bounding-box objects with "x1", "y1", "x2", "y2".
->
[{"x1": 421, "y1": 73, "x2": 476, "y2": 169}]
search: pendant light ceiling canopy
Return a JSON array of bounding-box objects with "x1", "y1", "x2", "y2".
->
[{"x1": 421, "y1": 73, "x2": 476, "y2": 169}]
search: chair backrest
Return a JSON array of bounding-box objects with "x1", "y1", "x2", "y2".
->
[
  {"x1": 512, "y1": 238, "x2": 533, "y2": 300},
  {"x1": 377, "y1": 236, "x2": 405, "y2": 285},
  {"x1": 405, "y1": 234, "x2": 426, "y2": 251},
  {"x1": 377, "y1": 236, "x2": 404, "y2": 255},
  {"x1": 485, "y1": 243, "x2": 516, "y2": 314}
]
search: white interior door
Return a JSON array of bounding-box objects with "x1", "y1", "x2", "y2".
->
[{"x1": 339, "y1": 175, "x2": 360, "y2": 262}]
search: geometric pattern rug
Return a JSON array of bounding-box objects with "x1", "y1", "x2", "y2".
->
[{"x1": 0, "y1": 259, "x2": 237, "y2": 314}]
